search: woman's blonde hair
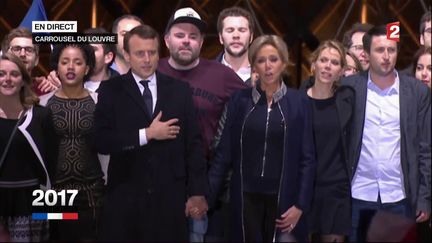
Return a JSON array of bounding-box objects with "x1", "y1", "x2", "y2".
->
[
  {"x1": 0, "y1": 53, "x2": 39, "y2": 107},
  {"x1": 309, "y1": 40, "x2": 347, "y2": 91},
  {"x1": 249, "y1": 35, "x2": 289, "y2": 77}
]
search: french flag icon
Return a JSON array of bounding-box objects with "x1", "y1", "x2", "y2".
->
[{"x1": 32, "y1": 213, "x2": 78, "y2": 220}]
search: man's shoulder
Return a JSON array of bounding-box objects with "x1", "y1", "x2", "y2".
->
[
  {"x1": 398, "y1": 71, "x2": 430, "y2": 96},
  {"x1": 399, "y1": 71, "x2": 421, "y2": 84},
  {"x1": 156, "y1": 71, "x2": 190, "y2": 89},
  {"x1": 102, "y1": 73, "x2": 127, "y2": 86},
  {"x1": 97, "y1": 73, "x2": 130, "y2": 94}
]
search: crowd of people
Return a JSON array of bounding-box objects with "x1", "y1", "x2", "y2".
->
[{"x1": 0, "y1": 4, "x2": 430, "y2": 242}]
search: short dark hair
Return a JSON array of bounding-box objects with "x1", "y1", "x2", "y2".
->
[
  {"x1": 1, "y1": 27, "x2": 40, "y2": 55},
  {"x1": 50, "y1": 44, "x2": 96, "y2": 81},
  {"x1": 342, "y1": 22, "x2": 374, "y2": 48},
  {"x1": 419, "y1": 11, "x2": 431, "y2": 34},
  {"x1": 84, "y1": 27, "x2": 115, "y2": 54},
  {"x1": 84, "y1": 27, "x2": 116, "y2": 66},
  {"x1": 412, "y1": 46, "x2": 431, "y2": 75},
  {"x1": 362, "y1": 25, "x2": 400, "y2": 54},
  {"x1": 123, "y1": 24, "x2": 160, "y2": 54},
  {"x1": 217, "y1": 6, "x2": 255, "y2": 34},
  {"x1": 112, "y1": 14, "x2": 144, "y2": 33}
]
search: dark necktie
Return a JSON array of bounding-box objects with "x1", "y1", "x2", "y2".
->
[{"x1": 140, "y1": 80, "x2": 153, "y2": 116}]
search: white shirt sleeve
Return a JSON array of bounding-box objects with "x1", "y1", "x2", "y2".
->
[{"x1": 139, "y1": 128, "x2": 148, "y2": 146}]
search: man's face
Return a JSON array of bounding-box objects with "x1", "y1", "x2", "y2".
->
[
  {"x1": 164, "y1": 23, "x2": 203, "y2": 66},
  {"x1": 115, "y1": 18, "x2": 142, "y2": 60},
  {"x1": 219, "y1": 16, "x2": 252, "y2": 58},
  {"x1": 368, "y1": 35, "x2": 398, "y2": 77},
  {"x1": 349, "y1": 31, "x2": 369, "y2": 70},
  {"x1": 8, "y1": 37, "x2": 39, "y2": 73},
  {"x1": 90, "y1": 44, "x2": 113, "y2": 77},
  {"x1": 124, "y1": 35, "x2": 159, "y2": 80},
  {"x1": 420, "y1": 20, "x2": 431, "y2": 48}
]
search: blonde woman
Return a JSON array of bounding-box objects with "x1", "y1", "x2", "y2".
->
[
  {"x1": 209, "y1": 35, "x2": 316, "y2": 242},
  {"x1": 303, "y1": 40, "x2": 355, "y2": 242}
]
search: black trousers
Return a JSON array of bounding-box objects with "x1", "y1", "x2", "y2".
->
[{"x1": 243, "y1": 192, "x2": 278, "y2": 242}]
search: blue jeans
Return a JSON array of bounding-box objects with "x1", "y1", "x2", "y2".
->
[
  {"x1": 350, "y1": 197, "x2": 412, "y2": 242},
  {"x1": 189, "y1": 216, "x2": 208, "y2": 242}
]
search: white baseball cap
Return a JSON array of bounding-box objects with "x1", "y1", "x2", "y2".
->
[{"x1": 165, "y1": 7, "x2": 207, "y2": 33}]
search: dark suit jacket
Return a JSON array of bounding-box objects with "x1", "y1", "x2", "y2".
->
[
  {"x1": 342, "y1": 71, "x2": 431, "y2": 215},
  {"x1": 94, "y1": 70, "x2": 207, "y2": 241}
]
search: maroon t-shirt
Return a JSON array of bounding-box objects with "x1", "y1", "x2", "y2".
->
[{"x1": 158, "y1": 58, "x2": 248, "y2": 159}]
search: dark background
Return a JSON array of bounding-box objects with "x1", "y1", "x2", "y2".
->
[{"x1": 0, "y1": 0, "x2": 430, "y2": 87}]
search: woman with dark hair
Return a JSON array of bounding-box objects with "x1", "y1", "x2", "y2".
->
[
  {"x1": 209, "y1": 35, "x2": 316, "y2": 242},
  {"x1": 39, "y1": 44, "x2": 105, "y2": 241},
  {"x1": 303, "y1": 40, "x2": 355, "y2": 242},
  {"x1": 344, "y1": 50, "x2": 363, "y2": 77},
  {"x1": 0, "y1": 53, "x2": 58, "y2": 241},
  {"x1": 413, "y1": 46, "x2": 431, "y2": 89}
]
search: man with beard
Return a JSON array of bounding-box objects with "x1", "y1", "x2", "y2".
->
[
  {"x1": 216, "y1": 7, "x2": 255, "y2": 86},
  {"x1": 202, "y1": 6, "x2": 256, "y2": 242},
  {"x1": 158, "y1": 7, "x2": 248, "y2": 242}
]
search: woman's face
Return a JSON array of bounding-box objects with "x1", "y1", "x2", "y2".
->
[
  {"x1": 57, "y1": 46, "x2": 89, "y2": 87},
  {"x1": 344, "y1": 54, "x2": 358, "y2": 77},
  {"x1": 415, "y1": 53, "x2": 431, "y2": 88},
  {"x1": 313, "y1": 47, "x2": 344, "y2": 85},
  {"x1": 253, "y1": 44, "x2": 286, "y2": 87},
  {"x1": 0, "y1": 59, "x2": 24, "y2": 98}
]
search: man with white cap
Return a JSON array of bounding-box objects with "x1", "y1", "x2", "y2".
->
[{"x1": 158, "y1": 6, "x2": 248, "y2": 242}]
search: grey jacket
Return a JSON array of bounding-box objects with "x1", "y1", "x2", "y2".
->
[{"x1": 342, "y1": 71, "x2": 431, "y2": 215}]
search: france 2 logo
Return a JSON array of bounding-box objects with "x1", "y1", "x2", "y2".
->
[{"x1": 386, "y1": 22, "x2": 400, "y2": 42}]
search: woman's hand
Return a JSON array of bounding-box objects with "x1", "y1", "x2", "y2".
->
[{"x1": 275, "y1": 205, "x2": 302, "y2": 232}]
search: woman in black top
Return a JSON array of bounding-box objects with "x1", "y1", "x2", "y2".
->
[
  {"x1": 304, "y1": 40, "x2": 355, "y2": 242},
  {"x1": 0, "y1": 53, "x2": 58, "y2": 241},
  {"x1": 40, "y1": 44, "x2": 104, "y2": 241}
]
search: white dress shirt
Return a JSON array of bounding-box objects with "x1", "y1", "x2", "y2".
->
[
  {"x1": 84, "y1": 80, "x2": 101, "y2": 93},
  {"x1": 131, "y1": 72, "x2": 157, "y2": 146},
  {"x1": 352, "y1": 71, "x2": 406, "y2": 203}
]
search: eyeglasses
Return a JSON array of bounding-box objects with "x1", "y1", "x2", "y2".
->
[
  {"x1": 350, "y1": 44, "x2": 364, "y2": 52},
  {"x1": 9, "y1": 45, "x2": 36, "y2": 54}
]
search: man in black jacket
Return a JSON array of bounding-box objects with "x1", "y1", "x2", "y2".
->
[{"x1": 95, "y1": 24, "x2": 208, "y2": 241}]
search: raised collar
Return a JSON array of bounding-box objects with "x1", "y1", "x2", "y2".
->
[{"x1": 252, "y1": 81, "x2": 287, "y2": 104}]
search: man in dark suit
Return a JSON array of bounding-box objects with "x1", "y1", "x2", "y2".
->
[
  {"x1": 94, "y1": 24, "x2": 208, "y2": 241},
  {"x1": 342, "y1": 25, "x2": 431, "y2": 242}
]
